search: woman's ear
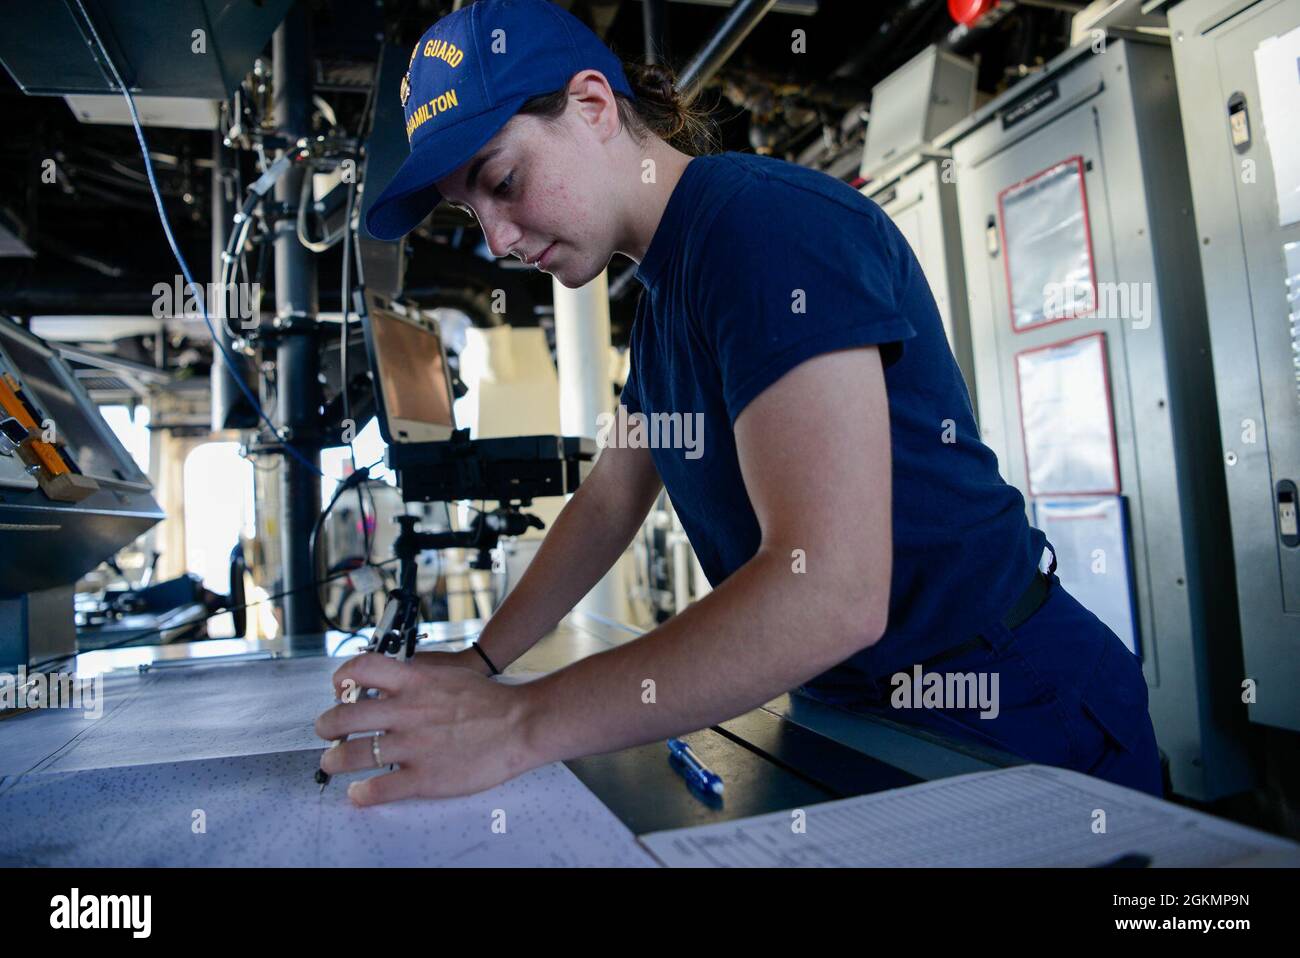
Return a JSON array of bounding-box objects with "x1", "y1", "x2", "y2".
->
[{"x1": 567, "y1": 69, "x2": 621, "y2": 142}]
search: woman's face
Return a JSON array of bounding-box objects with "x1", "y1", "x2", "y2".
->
[{"x1": 436, "y1": 106, "x2": 622, "y2": 289}]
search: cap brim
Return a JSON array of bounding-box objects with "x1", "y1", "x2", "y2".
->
[{"x1": 363, "y1": 94, "x2": 530, "y2": 241}]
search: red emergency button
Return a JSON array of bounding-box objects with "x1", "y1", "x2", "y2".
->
[{"x1": 948, "y1": 0, "x2": 998, "y2": 27}]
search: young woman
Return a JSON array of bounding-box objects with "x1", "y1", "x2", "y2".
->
[{"x1": 317, "y1": 0, "x2": 1163, "y2": 805}]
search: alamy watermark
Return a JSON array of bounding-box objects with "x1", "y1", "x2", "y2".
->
[
  {"x1": 1042, "y1": 281, "x2": 1153, "y2": 329},
  {"x1": 1, "y1": 667, "x2": 103, "y2": 719},
  {"x1": 151, "y1": 275, "x2": 261, "y2": 328},
  {"x1": 890, "y1": 665, "x2": 1000, "y2": 720},
  {"x1": 50, "y1": 889, "x2": 150, "y2": 938},
  {"x1": 596, "y1": 403, "x2": 703, "y2": 460}
]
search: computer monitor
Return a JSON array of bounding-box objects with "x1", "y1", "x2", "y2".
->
[
  {"x1": 357, "y1": 294, "x2": 596, "y2": 507},
  {"x1": 0, "y1": 320, "x2": 149, "y2": 490},
  {"x1": 360, "y1": 294, "x2": 457, "y2": 445}
]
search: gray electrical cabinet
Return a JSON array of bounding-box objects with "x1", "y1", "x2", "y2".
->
[
  {"x1": 863, "y1": 153, "x2": 975, "y2": 395},
  {"x1": 1167, "y1": 0, "x2": 1300, "y2": 733},
  {"x1": 938, "y1": 34, "x2": 1253, "y2": 800}
]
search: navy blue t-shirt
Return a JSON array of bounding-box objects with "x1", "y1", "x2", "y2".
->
[{"x1": 622, "y1": 151, "x2": 1046, "y2": 696}]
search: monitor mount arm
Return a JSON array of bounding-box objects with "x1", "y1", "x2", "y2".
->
[{"x1": 366, "y1": 508, "x2": 544, "y2": 663}]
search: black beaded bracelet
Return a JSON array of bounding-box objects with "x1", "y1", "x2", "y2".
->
[{"x1": 471, "y1": 642, "x2": 500, "y2": 676}]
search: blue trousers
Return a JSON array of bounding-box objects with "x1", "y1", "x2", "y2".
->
[{"x1": 810, "y1": 574, "x2": 1164, "y2": 797}]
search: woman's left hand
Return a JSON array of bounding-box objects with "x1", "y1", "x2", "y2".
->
[{"x1": 315, "y1": 653, "x2": 541, "y2": 806}]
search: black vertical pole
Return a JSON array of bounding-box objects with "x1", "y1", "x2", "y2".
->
[
  {"x1": 273, "y1": 2, "x2": 323, "y2": 636},
  {"x1": 210, "y1": 129, "x2": 229, "y2": 390},
  {"x1": 211, "y1": 130, "x2": 258, "y2": 430}
]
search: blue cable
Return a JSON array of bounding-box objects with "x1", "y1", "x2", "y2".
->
[{"x1": 73, "y1": 0, "x2": 323, "y2": 477}]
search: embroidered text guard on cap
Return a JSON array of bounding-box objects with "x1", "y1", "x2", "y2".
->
[{"x1": 364, "y1": 0, "x2": 635, "y2": 241}]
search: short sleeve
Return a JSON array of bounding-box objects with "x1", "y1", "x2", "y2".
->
[
  {"x1": 618, "y1": 293, "x2": 645, "y2": 415},
  {"x1": 694, "y1": 186, "x2": 917, "y2": 426},
  {"x1": 619, "y1": 356, "x2": 642, "y2": 415}
]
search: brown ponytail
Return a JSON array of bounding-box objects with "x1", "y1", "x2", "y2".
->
[{"x1": 517, "y1": 60, "x2": 721, "y2": 156}]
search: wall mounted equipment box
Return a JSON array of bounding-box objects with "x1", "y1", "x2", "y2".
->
[{"x1": 860, "y1": 45, "x2": 977, "y2": 181}]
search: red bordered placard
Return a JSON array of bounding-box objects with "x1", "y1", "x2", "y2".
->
[
  {"x1": 997, "y1": 155, "x2": 1099, "y2": 334},
  {"x1": 1013, "y1": 330, "x2": 1120, "y2": 497}
]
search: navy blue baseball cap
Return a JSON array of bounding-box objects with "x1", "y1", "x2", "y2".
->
[{"x1": 365, "y1": 0, "x2": 635, "y2": 241}]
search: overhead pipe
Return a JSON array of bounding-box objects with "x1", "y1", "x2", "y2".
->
[{"x1": 677, "y1": 0, "x2": 778, "y2": 95}]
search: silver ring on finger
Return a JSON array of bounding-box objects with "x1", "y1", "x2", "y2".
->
[{"x1": 371, "y1": 733, "x2": 383, "y2": 768}]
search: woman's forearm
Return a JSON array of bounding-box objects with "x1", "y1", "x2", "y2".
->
[
  {"x1": 515, "y1": 546, "x2": 885, "y2": 766},
  {"x1": 473, "y1": 473, "x2": 653, "y2": 671}
]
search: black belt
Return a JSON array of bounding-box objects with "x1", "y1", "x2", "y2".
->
[
  {"x1": 906, "y1": 569, "x2": 1052, "y2": 674},
  {"x1": 999, "y1": 568, "x2": 1052, "y2": 631}
]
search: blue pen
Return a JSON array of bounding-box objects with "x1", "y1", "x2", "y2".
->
[{"x1": 667, "y1": 738, "x2": 724, "y2": 797}]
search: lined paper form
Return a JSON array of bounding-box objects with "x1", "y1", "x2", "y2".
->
[
  {"x1": 0, "y1": 748, "x2": 656, "y2": 867},
  {"x1": 641, "y1": 765, "x2": 1300, "y2": 867},
  {"x1": 0, "y1": 657, "x2": 655, "y2": 867}
]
